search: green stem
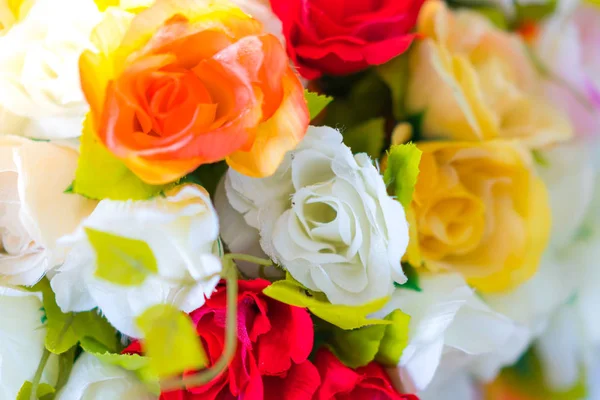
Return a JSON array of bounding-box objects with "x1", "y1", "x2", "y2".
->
[
  {"x1": 30, "y1": 348, "x2": 51, "y2": 400},
  {"x1": 224, "y1": 253, "x2": 273, "y2": 267},
  {"x1": 159, "y1": 264, "x2": 238, "y2": 391}
]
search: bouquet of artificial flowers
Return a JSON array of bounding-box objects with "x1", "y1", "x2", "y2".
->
[{"x1": 1, "y1": 0, "x2": 599, "y2": 399}]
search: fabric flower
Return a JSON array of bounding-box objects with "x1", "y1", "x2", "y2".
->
[
  {"x1": 0, "y1": 0, "x2": 102, "y2": 139},
  {"x1": 219, "y1": 126, "x2": 409, "y2": 306},
  {"x1": 55, "y1": 353, "x2": 157, "y2": 400},
  {"x1": 535, "y1": 0, "x2": 600, "y2": 137},
  {"x1": 482, "y1": 140, "x2": 600, "y2": 391},
  {"x1": 371, "y1": 273, "x2": 521, "y2": 393},
  {"x1": 0, "y1": 286, "x2": 59, "y2": 400},
  {"x1": 50, "y1": 184, "x2": 221, "y2": 337},
  {"x1": 407, "y1": 141, "x2": 550, "y2": 293},
  {"x1": 80, "y1": 0, "x2": 309, "y2": 184},
  {"x1": 314, "y1": 348, "x2": 418, "y2": 400},
  {"x1": 125, "y1": 279, "x2": 320, "y2": 400},
  {"x1": 0, "y1": 136, "x2": 96, "y2": 285},
  {"x1": 270, "y1": 0, "x2": 424, "y2": 79},
  {"x1": 405, "y1": 0, "x2": 572, "y2": 148}
]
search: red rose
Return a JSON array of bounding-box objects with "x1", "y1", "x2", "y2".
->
[
  {"x1": 313, "y1": 349, "x2": 419, "y2": 400},
  {"x1": 124, "y1": 279, "x2": 320, "y2": 400},
  {"x1": 270, "y1": 0, "x2": 425, "y2": 79}
]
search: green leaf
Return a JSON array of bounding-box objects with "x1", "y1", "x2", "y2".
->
[
  {"x1": 263, "y1": 275, "x2": 391, "y2": 330},
  {"x1": 342, "y1": 118, "x2": 386, "y2": 159},
  {"x1": 16, "y1": 382, "x2": 55, "y2": 400},
  {"x1": 63, "y1": 182, "x2": 74, "y2": 194},
  {"x1": 328, "y1": 324, "x2": 387, "y2": 369},
  {"x1": 532, "y1": 149, "x2": 550, "y2": 168},
  {"x1": 305, "y1": 90, "x2": 333, "y2": 121},
  {"x1": 80, "y1": 337, "x2": 160, "y2": 394},
  {"x1": 474, "y1": 6, "x2": 508, "y2": 29},
  {"x1": 73, "y1": 115, "x2": 166, "y2": 201},
  {"x1": 81, "y1": 337, "x2": 149, "y2": 371},
  {"x1": 515, "y1": 0, "x2": 556, "y2": 23},
  {"x1": 30, "y1": 279, "x2": 119, "y2": 355},
  {"x1": 394, "y1": 263, "x2": 422, "y2": 292},
  {"x1": 136, "y1": 304, "x2": 208, "y2": 378},
  {"x1": 375, "y1": 310, "x2": 411, "y2": 366},
  {"x1": 325, "y1": 309, "x2": 411, "y2": 369},
  {"x1": 376, "y1": 55, "x2": 409, "y2": 121},
  {"x1": 54, "y1": 347, "x2": 77, "y2": 393},
  {"x1": 383, "y1": 143, "x2": 422, "y2": 208},
  {"x1": 85, "y1": 227, "x2": 158, "y2": 286},
  {"x1": 178, "y1": 161, "x2": 228, "y2": 198}
]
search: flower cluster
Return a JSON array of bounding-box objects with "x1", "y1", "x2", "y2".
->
[{"x1": 0, "y1": 0, "x2": 599, "y2": 399}]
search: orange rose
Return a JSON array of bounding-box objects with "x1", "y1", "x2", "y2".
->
[{"x1": 80, "y1": 0, "x2": 309, "y2": 184}]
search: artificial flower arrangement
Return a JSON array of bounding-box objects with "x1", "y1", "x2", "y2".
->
[{"x1": 0, "y1": 0, "x2": 599, "y2": 399}]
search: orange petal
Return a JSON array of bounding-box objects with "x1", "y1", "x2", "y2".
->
[
  {"x1": 226, "y1": 69, "x2": 309, "y2": 177},
  {"x1": 115, "y1": 0, "x2": 262, "y2": 71}
]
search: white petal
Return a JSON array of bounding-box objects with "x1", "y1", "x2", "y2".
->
[{"x1": 55, "y1": 353, "x2": 157, "y2": 400}]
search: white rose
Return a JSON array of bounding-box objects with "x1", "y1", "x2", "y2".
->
[
  {"x1": 214, "y1": 179, "x2": 281, "y2": 279},
  {"x1": 373, "y1": 273, "x2": 521, "y2": 393},
  {"x1": 0, "y1": 136, "x2": 96, "y2": 285},
  {"x1": 0, "y1": 0, "x2": 102, "y2": 139},
  {"x1": 0, "y1": 286, "x2": 59, "y2": 399},
  {"x1": 50, "y1": 184, "x2": 222, "y2": 337},
  {"x1": 220, "y1": 126, "x2": 408, "y2": 305},
  {"x1": 55, "y1": 353, "x2": 156, "y2": 400}
]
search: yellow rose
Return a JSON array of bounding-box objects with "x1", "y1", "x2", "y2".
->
[
  {"x1": 407, "y1": 140, "x2": 550, "y2": 292},
  {"x1": 406, "y1": 0, "x2": 572, "y2": 148},
  {"x1": 0, "y1": 0, "x2": 32, "y2": 32}
]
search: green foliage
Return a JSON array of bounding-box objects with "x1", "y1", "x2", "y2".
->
[
  {"x1": 54, "y1": 347, "x2": 77, "y2": 394},
  {"x1": 136, "y1": 304, "x2": 208, "y2": 378},
  {"x1": 80, "y1": 337, "x2": 159, "y2": 393},
  {"x1": 375, "y1": 310, "x2": 411, "y2": 366},
  {"x1": 73, "y1": 116, "x2": 166, "y2": 200},
  {"x1": 376, "y1": 55, "x2": 410, "y2": 121},
  {"x1": 16, "y1": 382, "x2": 55, "y2": 400},
  {"x1": 305, "y1": 90, "x2": 333, "y2": 121},
  {"x1": 532, "y1": 149, "x2": 550, "y2": 168},
  {"x1": 263, "y1": 274, "x2": 390, "y2": 330},
  {"x1": 384, "y1": 143, "x2": 422, "y2": 208},
  {"x1": 342, "y1": 118, "x2": 386, "y2": 158},
  {"x1": 474, "y1": 6, "x2": 508, "y2": 28},
  {"x1": 31, "y1": 279, "x2": 119, "y2": 355},
  {"x1": 328, "y1": 324, "x2": 386, "y2": 369},
  {"x1": 323, "y1": 72, "x2": 391, "y2": 130},
  {"x1": 85, "y1": 228, "x2": 158, "y2": 286},
  {"x1": 515, "y1": 0, "x2": 557, "y2": 23},
  {"x1": 394, "y1": 263, "x2": 422, "y2": 292},
  {"x1": 178, "y1": 162, "x2": 228, "y2": 198},
  {"x1": 326, "y1": 309, "x2": 411, "y2": 368},
  {"x1": 81, "y1": 338, "x2": 148, "y2": 371}
]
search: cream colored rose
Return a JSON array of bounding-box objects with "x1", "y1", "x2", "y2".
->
[
  {"x1": 0, "y1": 286, "x2": 59, "y2": 399},
  {"x1": 0, "y1": 0, "x2": 102, "y2": 139},
  {"x1": 0, "y1": 136, "x2": 96, "y2": 285},
  {"x1": 406, "y1": 0, "x2": 572, "y2": 148}
]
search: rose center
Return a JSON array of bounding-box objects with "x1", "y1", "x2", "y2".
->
[{"x1": 420, "y1": 195, "x2": 486, "y2": 259}]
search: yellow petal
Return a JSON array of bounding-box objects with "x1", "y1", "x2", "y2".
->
[{"x1": 226, "y1": 70, "x2": 308, "y2": 177}]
